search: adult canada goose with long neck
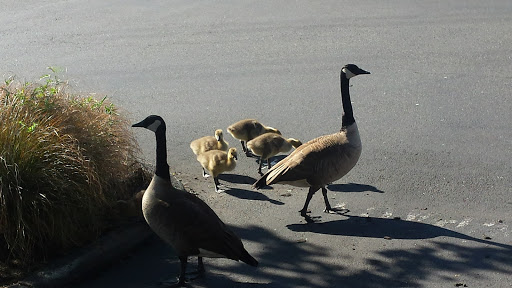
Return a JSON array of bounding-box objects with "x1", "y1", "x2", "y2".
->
[
  {"x1": 132, "y1": 115, "x2": 258, "y2": 286},
  {"x1": 253, "y1": 64, "x2": 370, "y2": 223}
]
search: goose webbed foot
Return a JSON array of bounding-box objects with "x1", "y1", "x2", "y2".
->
[
  {"x1": 159, "y1": 278, "x2": 190, "y2": 288},
  {"x1": 160, "y1": 257, "x2": 191, "y2": 287},
  {"x1": 214, "y1": 178, "x2": 225, "y2": 193},
  {"x1": 324, "y1": 206, "x2": 350, "y2": 215},
  {"x1": 299, "y1": 209, "x2": 321, "y2": 223}
]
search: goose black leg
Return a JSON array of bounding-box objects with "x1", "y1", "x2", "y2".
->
[
  {"x1": 174, "y1": 256, "x2": 188, "y2": 287},
  {"x1": 322, "y1": 187, "x2": 348, "y2": 214},
  {"x1": 299, "y1": 186, "x2": 322, "y2": 223},
  {"x1": 214, "y1": 177, "x2": 224, "y2": 193},
  {"x1": 242, "y1": 141, "x2": 255, "y2": 157},
  {"x1": 202, "y1": 168, "x2": 209, "y2": 178},
  {"x1": 240, "y1": 140, "x2": 247, "y2": 153},
  {"x1": 197, "y1": 257, "x2": 205, "y2": 276},
  {"x1": 257, "y1": 157, "x2": 264, "y2": 175}
]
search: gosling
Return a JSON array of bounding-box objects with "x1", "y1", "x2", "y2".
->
[
  {"x1": 227, "y1": 119, "x2": 281, "y2": 156},
  {"x1": 197, "y1": 147, "x2": 238, "y2": 193},
  {"x1": 247, "y1": 133, "x2": 302, "y2": 175},
  {"x1": 190, "y1": 129, "x2": 229, "y2": 177}
]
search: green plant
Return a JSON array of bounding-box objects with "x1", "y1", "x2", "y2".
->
[{"x1": 0, "y1": 69, "x2": 148, "y2": 268}]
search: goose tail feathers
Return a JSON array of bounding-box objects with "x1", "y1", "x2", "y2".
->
[
  {"x1": 253, "y1": 174, "x2": 268, "y2": 189},
  {"x1": 240, "y1": 249, "x2": 259, "y2": 267}
]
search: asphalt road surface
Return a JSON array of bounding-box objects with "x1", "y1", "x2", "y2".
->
[{"x1": 2, "y1": 1, "x2": 511, "y2": 287}]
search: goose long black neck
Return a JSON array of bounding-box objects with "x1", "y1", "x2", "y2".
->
[
  {"x1": 154, "y1": 127, "x2": 171, "y2": 181},
  {"x1": 340, "y1": 71, "x2": 355, "y2": 127}
]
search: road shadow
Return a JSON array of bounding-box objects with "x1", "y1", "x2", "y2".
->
[
  {"x1": 198, "y1": 222, "x2": 512, "y2": 288},
  {"x1": 218, "y1": 173, "x2": 257, "y2": 185},
  {"x1": 327, "y1": 182, "x2": 384, "y2": 193},
  {"x1": 224, "y1": 188, "x2": 284, "y2": 206},
  {"x1": 286, "y1": 215, "x2": 512, "y2": 249}
]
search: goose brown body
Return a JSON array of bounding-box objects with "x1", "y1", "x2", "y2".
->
[
  {"x1": 247, "y1": 133, "x2": 302, "y2": 174},
  {"x1": 133, "y1": 115, "x2": 257, "y2": 286},
  {"x1": 142, "y1": 176, "x2": 250, "y2": 259},
  {"x1": 253, "y1": 64, "x2": 370, "y2": 223},
  {"x1": 227, "y1": 119, "x2": 281, "y2": 156},
  {"x1": 259, "y1": 125, "x2": 361, "y2": 188}
]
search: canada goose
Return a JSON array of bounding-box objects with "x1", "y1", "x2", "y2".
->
[
  {"x1": 227, "y1": 119, "x2": 281, "y2": 156},
  {"x1": 132, "y1": 115, "x2": 258, "y2": 286},
  {"x1": 247, "y1": 133, "x2": 302, "y2": 175},
  {"x1": 190, "y1": 129, "x2": 229, "y2": 177},
  {"x1": 253, "y1": 64, "x2": 370, "y2": 223},
  {"x1": 196, "y1": 147, "x2": 238, "y2": 193}
]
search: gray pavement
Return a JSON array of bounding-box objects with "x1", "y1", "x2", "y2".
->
[{"x1": 2, "y1": 1, "x2": 511, "y2": 287}]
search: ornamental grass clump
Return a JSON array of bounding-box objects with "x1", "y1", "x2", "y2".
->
[{"x1": 0, "y1": 70, "x2": 147, "y2": 269}]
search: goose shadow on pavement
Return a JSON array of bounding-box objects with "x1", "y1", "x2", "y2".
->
[
  {"x1": 327, "y1": 182, "x2": 384, "y2": 193},
  {"x1": 198, "y1": 220, "x2": 512, "y2": 288}
]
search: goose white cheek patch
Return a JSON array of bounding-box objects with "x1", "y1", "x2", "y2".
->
[
  {"x1": 147, "y1": 120, "x2": 161, "y2": 132},
  {"x1": 342, "y1": 68, "x2": 356, "y2": 79}
]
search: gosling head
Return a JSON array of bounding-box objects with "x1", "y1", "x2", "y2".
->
[
  {"x1": 228, "y1": 147, "x2": 238, "y2": 160},
  {"x1": 132, "y1": 115, "x2": 166, "y2": 132},
  {"x1": 341, "y1": 64, "x2": 371, "y2": 80},
  {"x1": 288, "y1": 138, "x2": 302, "y2": 148},
  {"x1": 267, "y1": 127, "x2": 282, "y2": 135},
  {"x1": 214, "y1": 129, "x2": 224, "y2": 141}
]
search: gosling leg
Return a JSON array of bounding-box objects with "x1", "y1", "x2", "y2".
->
[
  {"x1": 257, "y1": 157, "x2": 264, "y2": 175},
  {"x1": 214, "y1": 177, "x2": 224, "y2": 193},
  {"x1": 202, "y1": 168, "x2": 210, "y2": 178}
]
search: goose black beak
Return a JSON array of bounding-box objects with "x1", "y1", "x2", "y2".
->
[
  {"x1": 132, "y1": 121, "x2": 144, "y2": 128},
  {"x1": 360, "y1": 69, "x2": 371, "y2": 75}
]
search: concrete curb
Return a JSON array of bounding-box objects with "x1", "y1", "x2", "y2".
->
[{"x1": 8, "y1": 221, "x2": 152, "y2": 288}]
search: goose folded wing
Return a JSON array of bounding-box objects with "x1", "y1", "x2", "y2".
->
[
  {"x1": 266, "y1": 134, "x2": 344, "y2": 184},
  {"x1": 162, "y1": 191, "x2": 245, "y2": 260}
]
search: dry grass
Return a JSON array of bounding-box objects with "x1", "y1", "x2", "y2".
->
[{"x1": 0, "y1": 70, "x2": 149, "y2": 282}]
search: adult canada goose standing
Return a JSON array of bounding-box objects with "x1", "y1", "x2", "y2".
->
[
  {"x1": 196, "y1": 147, "x2": 238, "y2": 193},
  {"x1": 132, "y1": 115, "x2": 258, "y2": 286},
  {"x1": 246, "y1": 133, "x2": 302, "y2": 175},
  {"x1": 190, "y1": 129, "x2": 229, "y2": 177},
  {"x1": 253, "y1": 64, "x2": 370, "y2": 223},
  {"x1": 227, "y1": 119, "x2": 281, "y2": 156}
]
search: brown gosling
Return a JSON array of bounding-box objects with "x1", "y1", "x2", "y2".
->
[
  {"x1": 247, "y1": 133, "x2": 302, "y2": 175},
  {"x1": 132, "y1": 115, "x2": 257, "y2": 286},
  {"x1": 190, "y1": 129, "x2": 229, "y2": 177},
  {"x1": 197, "y1": 147, "x2": 238, "y2": 193},
  {"x1": 227, "y1": 119, "x2": 281, "y2": 156},
  {"x1": 254, "y1": 64, "x2": 370, "y2": 223}
]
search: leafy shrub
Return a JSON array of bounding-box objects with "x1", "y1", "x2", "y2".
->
[{"x1": 0, "y1": 69, "x2": 148, "y2": 267}]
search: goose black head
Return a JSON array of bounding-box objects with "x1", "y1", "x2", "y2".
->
[
  {"x1": 342, "y1": 64, "x2": 371, "y2": 79},
  {"x1": 132, "y1": 115, "x2": 166, "y2": 132}
]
